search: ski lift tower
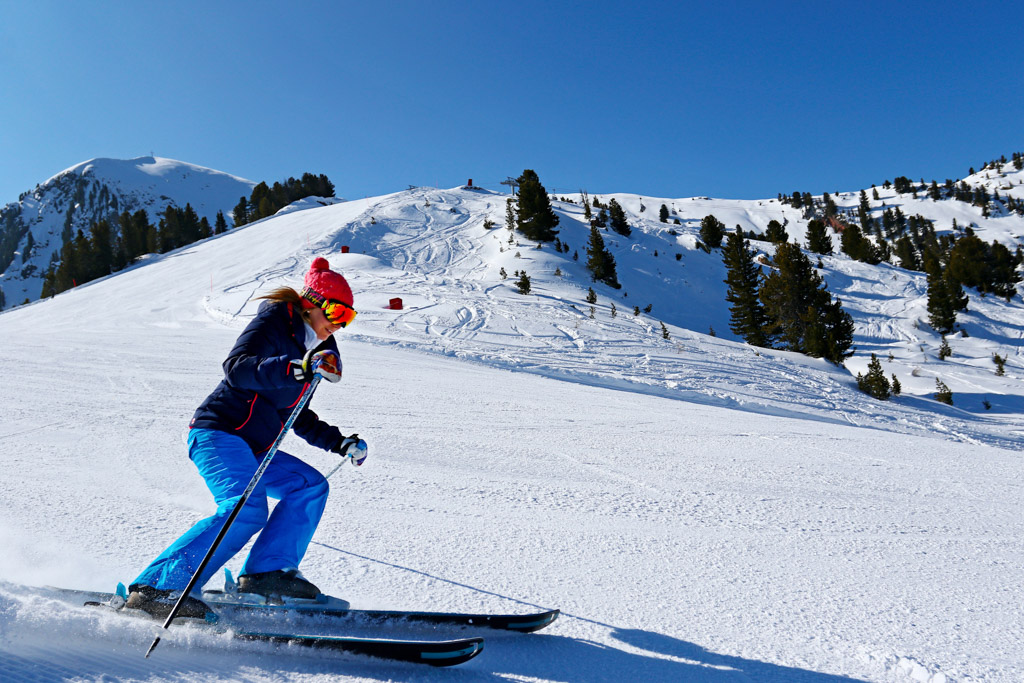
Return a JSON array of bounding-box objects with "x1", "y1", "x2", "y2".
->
[{"x1": 500, "y1": 177, "x2": 519, "y2": 195}]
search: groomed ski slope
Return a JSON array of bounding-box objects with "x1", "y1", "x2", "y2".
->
[{"x1": 0, "y1": 184, "x2": 1022, "y2": 682}]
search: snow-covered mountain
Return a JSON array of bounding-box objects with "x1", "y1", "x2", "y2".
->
[
  {"x1": 0, "y1": 156, "x2": 255, "y2": 305},
  {"x1": 0, "y1": 157, "x2": 1023, "y2": 682}
]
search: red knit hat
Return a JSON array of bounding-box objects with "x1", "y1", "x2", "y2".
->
[{"x1": 301, "y1": 257, "x2": 353, "y2": 309}]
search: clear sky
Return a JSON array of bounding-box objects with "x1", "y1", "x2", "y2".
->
[{"x1": 1, "y1": 0, "x2": 1021, "y2": 205}]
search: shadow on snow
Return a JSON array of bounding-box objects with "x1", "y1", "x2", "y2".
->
[{"x1": 311, "y1": 543, "x2": 867, "y2": 682}]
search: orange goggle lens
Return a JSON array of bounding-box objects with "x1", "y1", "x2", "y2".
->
[{"x1": 323, "y1": 299, "x2": 357, "y2": 327}]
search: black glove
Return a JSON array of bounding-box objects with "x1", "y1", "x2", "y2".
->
[
  {"x1": 332, "y1": 434, "x2": 368, "y2": 466},
  {"x1": 331, "y1": 434, "x2": 361, "y2": 456}
]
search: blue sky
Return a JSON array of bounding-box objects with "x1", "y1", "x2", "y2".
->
[{"x1": 1, "y1": 0, "x2": 1021, "y2": 204}]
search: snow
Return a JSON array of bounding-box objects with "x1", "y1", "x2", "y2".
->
[
  {"x1": 47, "y1": 156, "x2": 253, "y2": 189},
  {"x1": 0, "y1": 174, "x2": 1022, "y2": 682}
]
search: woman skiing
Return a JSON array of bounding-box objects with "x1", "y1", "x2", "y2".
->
[{"x1": 127, "y1": 257, "x2": 364, "y2": 618}]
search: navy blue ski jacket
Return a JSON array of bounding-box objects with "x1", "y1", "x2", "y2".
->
[{"x1": 190, "y1": 300, "x2": 343, "y2": 456}]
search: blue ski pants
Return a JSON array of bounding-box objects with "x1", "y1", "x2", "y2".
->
[{"x1": 132, "y1": 428, "x2": 329, "y2": 591}]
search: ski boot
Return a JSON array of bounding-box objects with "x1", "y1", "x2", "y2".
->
[
  {"x1": 236, "y1": 568, "x2": 321, "y2": 601},
  {"x1": 126, "y1": 584, "x2": 213, "y2": 620}
]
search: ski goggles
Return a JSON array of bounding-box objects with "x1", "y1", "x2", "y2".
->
[
  {"x1": 302, "y1": 288, "x2": 358, "y2": 327},
  {"x1": 322, "y1": 299, "x2": 357, "y2": 327}
]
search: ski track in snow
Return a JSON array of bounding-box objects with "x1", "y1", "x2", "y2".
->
[{"x1": 1, "y1": 185, "x2": 1023, "y2": 682}]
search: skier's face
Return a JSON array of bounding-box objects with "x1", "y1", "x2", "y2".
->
[{"x1": 308, "y1": 306, "x2": 340, "y2": 340}]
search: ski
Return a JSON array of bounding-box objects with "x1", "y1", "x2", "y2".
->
[
  {"x1": 231, "y1": 630, "x2": 483, "y2": 666},
  {"x1": 44, "y1": 585, "x2": 558, "y2": 633},
  {"x1": 204, "y1": 569, "x2": 559, "y2": 633},
  {"x1": 203, "y1": 589, "x2": 561, "y2": 633},
  {"x1": 120, "y1": 608, "x2": 484, "y2": 666},
  {"x1": 41, "y1": 586, "x2": 484, "y2": 667}
]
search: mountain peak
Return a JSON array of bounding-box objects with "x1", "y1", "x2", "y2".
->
[
  {"x1": 0, "y1": 156, "x2": 255, "y2": 304},
  {"x1": 47, "y1": 156, "x2": 252, "y2": 188}
]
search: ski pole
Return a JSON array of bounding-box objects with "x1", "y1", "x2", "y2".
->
[
  {"x1": 322, "y1": 459, "x2": 347, "y2": 481},
  {"x1": 145, "y1": 375, "x2": 322, "y2": 659}
]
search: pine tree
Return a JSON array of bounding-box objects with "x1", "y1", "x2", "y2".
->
[
  {"x1": 182, "y1": 204, "x2": 201, "y2": 244},
  {"x1": 840, "y1": 224, "x2": 873, "y2": 262},
  {"x1": 945, "y1": 269, "x2": 969, "y2": 317},
  {"x1": 857, "y1": 190, "x2": 874, "y2": 232},
  {"x1": 515, "y1": 170, "x2": 559, "y2": 242},
  {"x1": 159, "y1": 206, "x2": 182, "y2": 252},
  {"x1": 760, "y1": 242, "x2": 815, "y2": 352},
  {"x1": 299, "y1": 172, "x2": 335, "y2": 198},
  {"x1": 893, "y1": 236, "x2": 920, "y2": 270},
  {"x1": 232, "y1": 196, "x2": 249, "y2": 227},
  {"x1": 257, "y1": 195, "x2": 274, "y2": 219},
  {"x1": 515, "y1": 271, "x2": 531, "y2": 294},
  {"x1": 580, "y1": 190, "x2": 591, "y2": 220},
  {"x1": 118, "y1": 211, "x2": 138, "y2": 263},
  {"x1": 947, "y1": 234, "x2": 1022, "y2": 300},
  {"x1": 722, "y1": 227, "x2": 770, "y2": 347},
  {"x1": 249, "y1": 182, "x2": 272, "y2": 221},
  {"x1": 659, "y1": 204, "x2": 669, "y2": 223},
  {"x1": 72, "y1": 229, "x2": 95, "y2": 283},
  {"x1": 760, "y1": 242, "x2": 854, "y2": 362},
  {"x1": 946, "y1": 233, "x2": 987, "y2": 289},
  {"x1": 699, "y1": 215, "x2": 725, "y2": 249},
  {"x1": 938, "y1": 336, "x2": 952, "y2": 360},
  {"x1": 934, "y1": 378, "x2": 953, "y2": 405},
  {"x1": 215, "y1": 211, "x2": 228, "y2": 234},
  {"x1": 54, "y1": 230, "x2": 88, "y2": 292},
  {"x1": 926, "y1": 266, "x2": 966, "y2": 334},
  {"x1": 89, "y1": 219, "x2": 114, "y2": 278},
  {"x1": 856, "y1": 354, "x2": 892, "y2": 399},
  {"x1": 823, "y1": 192, "x2": 838, "y2": 217},
  {"x1": 585, "y1": 226, "x2": 621, "y2": 288},
  {"x1": 805, "y1": 219, "x2": 833, "y2": 255},
  {"x1": 505, "y1": 198, "x2": 517, "y2": 232},
  {"x1": 803, "y1": 295, "x2": 856, "y2": 364},
  {"x1": 764, "y1": 219, "x2": 788, "y2": 244},
  {"x1": 608, "y1": 199, "x2": 631, "y2": 237}
]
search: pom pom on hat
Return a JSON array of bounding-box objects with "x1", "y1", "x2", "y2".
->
[{"x1": 302, "y1": 257, "x2": 353, "y2": 308}]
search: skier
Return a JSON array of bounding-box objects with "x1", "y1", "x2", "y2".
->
[{"x1": 127, "y1": 257, "x2": 364, "y2": 619}]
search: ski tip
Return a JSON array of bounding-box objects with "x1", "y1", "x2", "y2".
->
[
  {"x1": 421, "y1": 637, "x2": 485, "y2": 667},
  {"x1": 507, "y1": 609, "x2": 560, "y2": 633}
]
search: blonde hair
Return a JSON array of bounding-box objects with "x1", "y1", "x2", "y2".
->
[{"x1": 258, "y1": 286, "x2": 314, "y2": 322}]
